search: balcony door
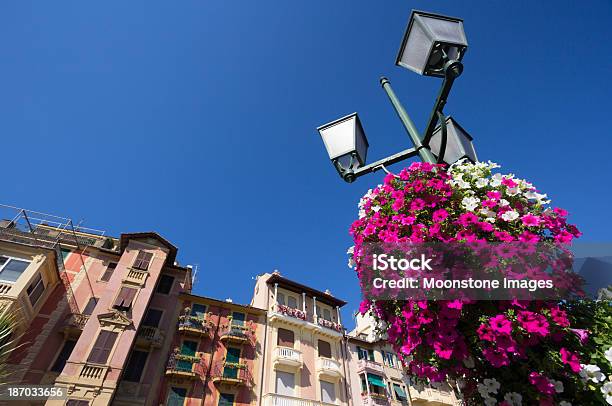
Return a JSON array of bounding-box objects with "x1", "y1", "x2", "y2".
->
[
  {"x1": 224, "y1": 347, "x2": 241, "y2": 379},
  {"x1": 275, "y1": 371, "x2": 295, "y2": 397},
  {"x1": 178, "y1": 340, "x2": 197, "y2": 371}
]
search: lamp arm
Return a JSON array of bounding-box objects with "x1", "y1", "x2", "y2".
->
[
  {"x1": 422, "y1": 59, "x2": 463, "y2": 147},
  {"x1": 436, "y1": 111, "x2": 448, "y2": 165}
]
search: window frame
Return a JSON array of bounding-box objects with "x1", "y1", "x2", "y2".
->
[
  {"x1": 156, "y1": 274, "x2": 175, "y2": 295},
  {"x1": 113, "y1": 286, "x2": 138, "y2": 311},
  {"x1": 0, "y1": 255, "x2": 31, "y2": 283},
  {"x1": 87, "y1": 330, "x2": 119, "y2": 365},
  {"x1": 123, "y1": 350, "x2": 149, "y2": 383},
  {"x1": 50, "y1": 338, "x2": 77, "y2": 373},
  {"x1": 100, "y1": 262, "x2": 117, "y2": 282},
  {"x1": 143, "y1": 308, "x2": 164, "y2": 328},
  {"x1": 26, "y1": 272, "x2": 45, "y2": 307},
  {"x1": 132, "y1": 251, "x2": 153, "y2": 271}
]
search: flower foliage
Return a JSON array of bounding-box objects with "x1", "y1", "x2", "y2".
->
[{"x1": 348, "y1": 160, "x2": 611, "y2": 405}]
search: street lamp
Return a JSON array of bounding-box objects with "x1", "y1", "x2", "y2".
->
[
  {"x1": 395, "y1": 10, "x2": 467, "y2": 78},
  {"x1": 317, "y1": 9, "x2": 477, "y2": 183}
]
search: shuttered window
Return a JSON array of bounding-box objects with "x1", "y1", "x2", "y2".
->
[
  {"x1": 87, "y1": 330, "x2": 118, "y2": 364},
  {"x1": 321, "y1": 380, "x2": 336, "y2": 403},
  {"x1": 318, "y1": 340, "x2": 332, "y2": 358},
  {"x1": 277, "y1": 328, "x2": 294, "y2": 347},
  {"x1": 113, "y1": 287, "x2": 137, "y2": 311},
  {"x1": 156, "y1": 275, "x2": 174, "y2": 294},
  {"x1": 100, "y1": 262, "x2": 116, "y2": 282},
  {"x1": 143, "y1": 309, "x2": 163, "y2": 327},
  {"x1": 123, "y1": 350, "x2": 148, "y2": 382},
  {"x1": 83, "y1": 297, "x2": 99, "y2": 316},
  {"x1": 51, "y1": 339, "x2": 76, "y2": 372},
  {"x1": 133, "y1": 251, "x2": 153, "y2": 270}
]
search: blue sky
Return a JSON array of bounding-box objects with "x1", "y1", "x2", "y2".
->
[{"x1": 2, "y1": 1, "x2": 612, "y2": 328}]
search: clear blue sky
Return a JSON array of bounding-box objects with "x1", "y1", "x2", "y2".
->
[{"x1": 2, "y1": 1, "x2": 611, "y2": 328}]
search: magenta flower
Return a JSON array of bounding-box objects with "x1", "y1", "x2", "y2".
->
[
  {"x1": 521, "y1": 213, "x2": 541, "y2": 227},
  {"x1": 432, "y1": 208, "x2": 449, "y2": 223},
  {"x1": 457, "y1": 212, "x2": 479, "y2": 227},
  {"x1": 487, "y1": 191, "x2": 502, "y2": 200},
  {"x1": 569, "y1": 328, "x2": 589, "y2": 344},
  {"x1": 528, "y1": 372, "x2": 555, "y2": 395},
  {"x1": 489, "y1": 314, "x2": 513, "y2": 335},
  {"x1": 560, "y1": 348, "x2": 581, "y2": 373}
]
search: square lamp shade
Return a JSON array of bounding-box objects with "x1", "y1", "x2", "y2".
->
[
  {"x1": 317, "y1": 113, "x2": 369, "y2": 170},
  {"x1": 396, "y1": 10, "x2": 467, "y2": 77},
  {"x1": 429, "y1": 116, "x2": 477, "y2": 164}
]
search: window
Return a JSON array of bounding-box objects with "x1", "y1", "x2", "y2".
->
[
  {"x1": 123, "y1": 350, "x2": 148, "y2": 382},
  {"x1": 143, "y1": 309, "x2": 163, "y2": 327},
  {"x1": 318, "y1": 340, "x2": 332, "y2": 358},
  {"x1": 66, "y1": 400, "x2": 89, "y2": 406},
  {"x1": 357, "y1": 346, "x2": 374, "y2": 361},
  {"x1": 27, "y1": 273, "x2": 45, "y2": 307},
  {"x1": 50, "y1": 339, "x2": 76, "y2": 372},
  {"x1": 393, "y1": 383, "x2": 408, "y2": 401},
  {"x1": 277, "y1": 292, "x2": 285, "y2": 305},
  {"x1": 383, "y1": 351, "x2": 396, "y2": 367},
  {"x1": 275, "y1": 371, "x2": 295, "y2": 396},
  {"x1": 218, "y1": 393, "x2": 235, "y2": 406},
  {"x1": 231, "y1": 312, "x2": 245, "y2": 326},
  {"x1": 167, "y1": 387, "x2": 187, "y2": 406},
  {"x1": 87, "y1": 330, "x2": 118, "y2": 364},
  {"x1": 277, "y1": 328, "x2": 294, "y2": 347},
  {"x1": 191, "y1": 303, "x2": 207, "y2": 319},
  {"x1": 100, "y1": 262, "x2": 116, "y2": 282},
  {"x1": 323, "y1": 308, "x2": 332, "y2": 321},
  {"x1": 0, "y1": 256, "x2": 30, "y2": 282},
  {"x1": 287, "y1": 296, "x2": 297, "y2": 308},
  {"x1": 156, "y1": 275, "x2": 174, "y2": 294},
  {"x1": 133, "y1": 251, "x2": 153, "y2": 271},
  {"x1": 60, "y1": 248, "x2": 71, "y2": 261},
  {"x1": 367, "y1": 374, "x2": 386, "y2": 395},
  {"x1": 113, "y1": 287, "x2": 137, "y2": 311},
  {"x1": 83, "y1": 297, "x2": 99, "y2": 316},
  {"x1": 321, "y1": 380, "x2": 336, "y2": 403}
]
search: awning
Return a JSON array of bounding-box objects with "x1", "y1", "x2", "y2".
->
[
  {"x1": 367, "y1": 374, "x2": 386, "y2": 388},
  {"x1": 393, "y1": 385, "x2": 407, "y2": 400}
]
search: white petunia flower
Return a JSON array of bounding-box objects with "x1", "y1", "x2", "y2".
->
[
  {"x1": 601, "y1": 381, "x2": 612, "y2": 405},
  {"x1": 490, "y1": 173, "x2": 503, "y2": 187},
  {"x1": 551, "y1": 379, "x2": 564, "y2": 393},
  {"x1": 483, "y1": 378, "x2": 500, "y2": 394},
  {"x1": 461, "y1": 196, "x2": 480, "y2": 212},
  {"x1": 347, "y1": 246, "x2": 354, "y2": 255},
  {"x1": 347, "y1": 258, "x2": 355, "y2": 269},
  {"x1": 358, "y1": 209, "x2": 366, "y2": 219},
  {"x1": 498, "y1": 199, "x2": 510, "y2": 207},
  {"x1": 477, "y1": 384, "x2": 490, "y2": 399},
  {"x1": 484, "y1": 398, "x2": 496, "y2": 406},
  {"x1": 506, "y1": 187, "x2": 520, "y2": 197},
  {"x1": 463, "y1": 356, "x2": 475, "y2": 369},
  {"x1": 475, "y1": 178, "x2": 489, "y2": 188},
  {"x1": 605, "y1": 347, "x2": 612, "y2": 364},
  {"x1": 371, "y1": 206, "x2": 381, "y2": 213},
  {"x1": 504, "y1": 392, "x2": 522, "y2": 406},
  {"x1": 501, "y1": 210, "x2": 519, "y2": 222},
  {"x1": 579, "y1": 364, "x2": 606, "y2": 383},
  {"x1": 559, "y1": 401, "x2": 572, "y2": 406}
]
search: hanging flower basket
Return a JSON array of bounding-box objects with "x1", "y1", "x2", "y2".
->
[{"x1": 348, "y1": 160, "x2": 611, "y2": 405}]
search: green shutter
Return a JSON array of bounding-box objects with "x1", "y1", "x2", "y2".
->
[
  {"x1": 393, "y1": 384, "x2": 407, "y2": 400},
  {"x1": 367, "y1": 374, "x2": 386, "y2": 388},
  {"x1": 167, "y1": 387, "x2": 187, "y2": 406}
]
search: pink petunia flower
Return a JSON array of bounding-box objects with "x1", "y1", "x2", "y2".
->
[{"x1": 560, "y1": 348, "x2": 581, "y2": 373}]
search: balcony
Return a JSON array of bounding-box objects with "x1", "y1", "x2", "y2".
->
[
  {"x1": 316, "y1": 317, "x2": 343, "y2": 337},
  {"x1": 63, "y1": 313, "x2": 90, "y2": 338},
  {"x1": 78, "y1": 363, "x2": 109, "y2": 385},
  {"x1": 177, "y1": 315, "x2": 210, "y2": 337},
  {"x1": 273, "y1": 346, "x2": 302, "y2": 371},
  {"x1": 362, "y1": 393, "x2": 389, "y2": 406},
  {"x1": 409, "y1": 386, "x2": 458, "y2": 405},
  {"x1": 270, "y1": 304, "x2": 310, "y2": 328},
  {"x1": 356, "y1": 359, "x2": 384, "y2": 375},
  {"x1": 263, "y1": 394, "x2": 337, "y2": 406},
  {"x1": 135, "y1": 326, "x2": 164, "y2": 349},
  {"x1": 165, "y1": 352, "x2": 206, "y2": 380},
  {"x1": 0, "y1": 281, "x2": 12, "y2": 295},
  {"x1": 316, "y1": 357, "x2": 343, "y2": 381},
  {"x1": 219, "y1": 324, "x2": 251, "y2": 344},
  {"x1": 125, "y1": 268, "x2": 148, "y2": 286},
  {"x1": 211, "y1": 362, "x2": 250, "y2": 386}
]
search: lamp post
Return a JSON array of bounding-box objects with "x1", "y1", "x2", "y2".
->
[{"x1": 317, "y1": 10, "x2": 477, "y2": 183}]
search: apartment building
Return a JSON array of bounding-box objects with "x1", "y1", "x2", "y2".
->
[
  {"x1": 250, "y1": 272, "x2": 350, "y2": 406},
  {"x1": 347, "y1": 314, "x2": 459, "y2": 406},
  {"x1": 153, "y1": 294, "x2": 266, "y2": 406},
  {"x1": 0, "y1": 207, "x2": 192, "y2": 406}
]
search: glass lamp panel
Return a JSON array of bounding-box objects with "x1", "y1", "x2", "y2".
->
[
  {"x1": 318, "y1": 113, "x2": 368, "y2": 165},
  {"x1": 397, "y1": 14, "x2": 433, "y2": 75},
  {"x1": 429, "y1": 117, "x2": 477, "y2": 164},
  {"x1": 419, "y1": 14, "x2": 467, "y2": 46}
]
